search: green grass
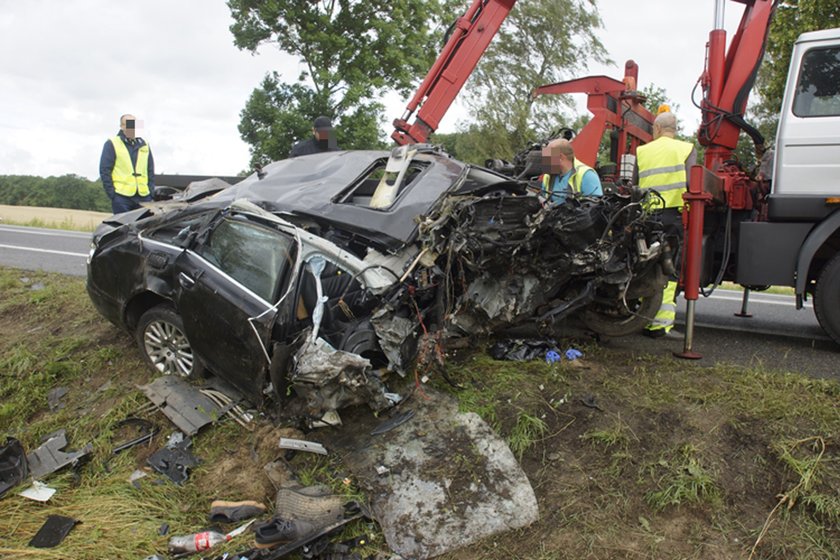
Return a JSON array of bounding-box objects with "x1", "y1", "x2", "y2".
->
[
  {"x1": 644, "y1": 443, "x2": 721, "y2": 511},
  {"x1": 2, "y1": 269, "x2": 840, "y2": 559}
]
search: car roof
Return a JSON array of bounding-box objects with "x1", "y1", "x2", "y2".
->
[{"x1": 214, "y1": 149, "x2": 470, "y2": 250}]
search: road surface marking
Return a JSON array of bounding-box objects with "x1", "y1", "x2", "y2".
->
[
  {"x1": 0, "y1": 244, "x2": 87, "y2": 258},
  {"x1": 0, "y1": 226, "x2": 91, "y2": 239},
  {"x1": 703, "y1": 293, "x2": 810, "y2": 308}
]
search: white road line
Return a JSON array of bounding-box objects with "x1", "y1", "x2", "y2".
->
[
  {"x1": 702, "y1": 293, "x2": 810, "y2": 308},
  {"x1": 0, "y1": 244, "x2": 87, "y2": 258},
  {"x1": 0, "y1": 226, "x2": 91, "y2": 239}
]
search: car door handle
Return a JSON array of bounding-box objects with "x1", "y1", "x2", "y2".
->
[{"x1": 179, "y1": 272, "x2": 196, "y2": 289}]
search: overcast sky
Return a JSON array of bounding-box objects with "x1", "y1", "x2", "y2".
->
[{"x1": 0, "y1": 0, "x2": 744, "y2": 180}]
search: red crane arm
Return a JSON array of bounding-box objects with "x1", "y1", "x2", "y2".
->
[
  {"x1": 392, "y1": 0, "x2": 518, "y2": 145},
  {"x1": 698, "y1": 0, "x2": 778, "y2": 170}
]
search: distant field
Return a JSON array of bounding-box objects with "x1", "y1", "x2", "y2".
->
[{"x1": 0, "y1": 204, "x2": 110, "y2": 231}]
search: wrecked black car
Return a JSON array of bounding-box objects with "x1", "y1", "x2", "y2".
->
[{"x1": 87, "y1": 146, "x2": 669, "y2": 420}]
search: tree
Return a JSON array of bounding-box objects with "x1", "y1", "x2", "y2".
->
[
  {"x1": 458, "y1": 0, "x2": 609, "y2": 162},
  {"x1": 754, "y1": 0, "x2": 839, "y2": 139},
  {"x1": 228, "y1": 0, "x2": 456, "y2": 166}
]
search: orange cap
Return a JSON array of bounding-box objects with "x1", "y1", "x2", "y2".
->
[{"x1": 657, "y1": 104, "x2": 671, "y2": 114}]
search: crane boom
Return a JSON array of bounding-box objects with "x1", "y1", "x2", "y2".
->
[{"x1": 392, "y1": 0, "x2": 517, "y2": 145}]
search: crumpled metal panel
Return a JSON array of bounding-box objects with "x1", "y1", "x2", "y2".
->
[
  {"x1": 370, "y1": 306, "x2": 417, "y2": 375},
  {"x1": 26, "y1": 430, "x2": 92, "y2": 480},
  {"x1": 292, "y1": 335, "x2": 392, "y2": 416}
]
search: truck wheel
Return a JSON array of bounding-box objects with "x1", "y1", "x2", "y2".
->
[
  {"x1": 581, "y1": 291, "x2": 663, "y2": 338},
  {"x1": 813, "y1": 253, "x2": 840, "y2": 346},
  {"x1": 136, "y1": 305, "x2": 205, "y2": 378}
]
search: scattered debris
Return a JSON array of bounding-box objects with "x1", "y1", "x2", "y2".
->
[
  {"x1": 209, "y1": 500, "x2": 267, "y2": 523},
  {"x1": 139, "y1": 376, "x2": 226, "y2": 436},
  {"x1": 375, "y1": 465, "x2": 390, "y2": 476},
  {"x1": 26, "y1": 430, "x2": 92, "y2": 480},
  {"x1": 254, "y1": 506, "x2": 367, "y2": 558},
  {"x1": 370, "y1": 410, "x2": 415, "y2": 436},
  {"x1": 168, "y1": 529, "x2": 229, "y2": 554},
  {"x1": 46, "y1": 387, "x2": 68, "y2": 412},
  {"x1": 0, "y1": 437, "x2": 28, "y2": 498},
  {"x1": 146, "y1": 436, "x2": 199, "y2": 485},
  {"x1": 158, "y1": 523, "x2": 169, "y2": 536},
  {"x1": 565, "y1": 348, "x2": 584, "y2": 361},
  {"x1": 489, "y1": 339, "x2": 561, "y2": 362},
  {"x1": 318, "y1": 388, "x2": 539, "y2": 559},
  {"x1": 279, "y1": 438, "x2": 328, "y2": 456},
  {"x1": 291, "y1": 335, "x2": 392, "y2": 418},
  {"x1": 18, "y1": 480, "x2": 56, "y2": 502},
  {"x1": 28, "y1": 515, "x2": 79, "y2": 548},
  {"x1": 112, "y1": 417, "x2": 158, "y2": 454},
  {"x1": 580, "y1": 395, "x2": 603, "y2": 411},
  {"x1": 128, "y1": 469, "x2": 148, "y2": 488}
]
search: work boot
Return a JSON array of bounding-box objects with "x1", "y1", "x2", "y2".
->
[
  {"x1": 253, "y1": 516, "x2": 319, "y2": 548},
  {"x1": 208, "y1": 499, "x2": 267, "y2": 523}
]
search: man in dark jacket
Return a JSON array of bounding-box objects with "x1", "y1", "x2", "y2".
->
[
  {"x1": 99, "y1": 114, "x2": 155, "y2": 214},
  {"x1": 289, "y1": 116, "x2": 340, "y2": 157}
]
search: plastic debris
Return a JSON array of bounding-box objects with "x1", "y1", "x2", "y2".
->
[
  {"x1": 565, "y1": 348, "x2": 583, "y2": 361},
  {"x1": 0, "y1": 437, "x2": 28, "y2": 498},
  {"x1": 279, "y1": 438, "x2": 328, "y2": 456},
  {"x1": 19, "y1": 481, "x2": 56, "y2": 502},
  {"x1": 489, "y1": 339, "x2": 560, "y2": 362},
  {"x1": 28, "y1": 515, "x2": 79, "y2": 548},
  {"x1": 545, "y1": 350, "x2": 561, "y2": 364}
]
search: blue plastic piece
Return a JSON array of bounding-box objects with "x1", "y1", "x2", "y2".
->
[
  {"x1": 565, "y1": 348, "x2": 583, "y2": 361},
  {"x1": 545, "y1": 350, "x2": 561, "y2": 363}
]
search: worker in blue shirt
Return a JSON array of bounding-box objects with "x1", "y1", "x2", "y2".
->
[{"x1": 539, "y1": 138, "x2": 602, "y2": 203}]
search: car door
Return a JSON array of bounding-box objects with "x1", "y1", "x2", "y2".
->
[{"x1": 174, "y1": 215, "x2": 296, "y2": 398}]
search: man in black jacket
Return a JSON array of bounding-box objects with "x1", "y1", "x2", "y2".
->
[
  {"x1": 99, "y1": 114, "x2": 155, "y2": 214},
  {"x1": 289, "y1": 116, "x2": 340, "y2": 157}
]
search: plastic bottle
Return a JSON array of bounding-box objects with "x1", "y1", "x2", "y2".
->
[{"x1": 168, "y1": 531, "x2": 230, "y2": 553}]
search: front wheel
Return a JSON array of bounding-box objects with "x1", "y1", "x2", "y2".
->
[
  {"x1": 581, "y1": 290, "x2": 664, "y2": 338},
  {"x1": 813, "y1": 253, "x2": 840, "y2": 346},
  {"x1": 136, "y1": 305, "x2": 205, "y2": 378}
]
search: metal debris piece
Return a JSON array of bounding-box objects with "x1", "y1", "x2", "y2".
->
[
  {"x1": 139, "y1": 376, "x2": 224, "y2": 436},
  {"x1": 19, "y1": 481, "x2": 56, "y2": 502},
  {"x1": 0, "y1": 437, "x2": 28, "y2": 498},
  {"x1": 279, "y1": 438, "x2": 328, "y2": 456},
  {"x1": 291, "y1": 335, "x2": 392, "y2": 416},
  {"x1": 146, "y1": 437, "x2": 199, "y2": 485},
  {"x1": 580, "y1": 395, "x2": 603, "y2": 411},
  {"x1": 112, "y1": 418, "x2": 158, "y2": 454},
  {"x1": 371, "y1": 409, "x2": 415, "y2": 436},
  {"x1": 28, "y1": 515, "x2": 79, "y2": 548},
  {"x1": 26, "y1": 430, "x2": 92, "y2": 480},
  {"x1": 47, "y1": 387, "x2": 68, "y2": 412},
  {"x1": 318, "y1": 388, "x2": 539, "y2": 560}
]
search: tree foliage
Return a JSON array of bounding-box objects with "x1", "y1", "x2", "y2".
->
[
  {"x1": 755, "y1": 0, "x2": 839, "y2": 138},
  {"x1": 0, "y1": 175, "x2": 110, "y2": 212},
  {"x1": 457, "y1": 0, "x2": 609, "y2": 162},
  {"x1": 228, "y1": 0, "x2": 455, "y2": 166}
]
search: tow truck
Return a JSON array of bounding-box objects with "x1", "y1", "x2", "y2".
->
[{"x1": 392, "y1": 0, "x2": 840, "y2": 351}]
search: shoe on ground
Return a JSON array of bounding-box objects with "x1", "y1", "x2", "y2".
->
[
  {"x1": 254, "y1": 516, "x2": 318, "y2": 549},
  {"x1": 208, "y1": 500, "x2": 267, "y2": 523}
]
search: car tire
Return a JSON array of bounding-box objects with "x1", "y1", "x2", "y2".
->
[
  {"x1": 581, "y1": 290, "x2": 664, "y2": 338},
  {"x1": 814, "y1": 253, "x2": 840, "y2": 346},
  {"x1": 136, "y1": 305, "x2": 205, "y2": 378}
]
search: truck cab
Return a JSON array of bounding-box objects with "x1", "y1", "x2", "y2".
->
[{"x1": 774, "y1": 28, "x2": 840, "y2": 202}]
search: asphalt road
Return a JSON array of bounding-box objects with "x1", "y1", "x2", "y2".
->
[
  {"x1": 1, "y1": 225, "x2": 837, "y2": 378},
  {"x1": 0, "y1": 224, "x2": 91, "y2": 276}
]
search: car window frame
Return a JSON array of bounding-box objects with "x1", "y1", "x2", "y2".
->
[{"x1": 192, "y1": 215, "x2": 297, "y2": 305}]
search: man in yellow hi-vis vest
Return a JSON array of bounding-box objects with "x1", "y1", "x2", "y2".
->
[
  {"x1": 539, "y1": 139, "x2": 602, "y2": 203},
  {"x1": 99, "y1": 114, "x2": 155, "y2": 214},
  {"x1": 635, "y1": 111, "x2": 696, "y2": 338}
]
